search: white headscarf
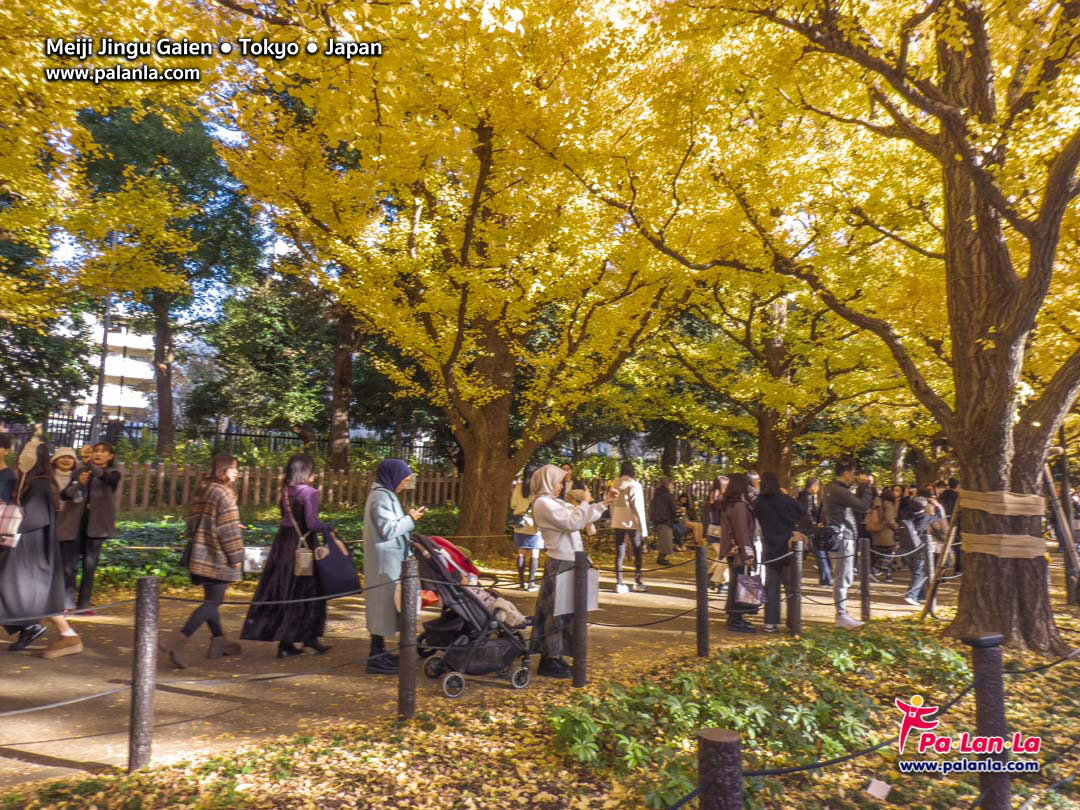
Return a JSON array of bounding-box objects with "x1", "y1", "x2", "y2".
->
[{"x1": 530, "y1": 464, "x2": 567, "y2": 500}]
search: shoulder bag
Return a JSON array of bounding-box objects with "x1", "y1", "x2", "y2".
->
[
  {"x1": 283, "y1": 489, "x2": 314, "y2": 577},
  {"x1": 314, "y1": 527, "x2": 361, "y2": 596},
  {"x1": 0, "y1": 475, "x2": 30, "y2": 548}
]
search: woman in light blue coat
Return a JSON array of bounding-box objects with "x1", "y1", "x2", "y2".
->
[{"x1": 363, "y1": 459, "x2": 425, "y2": 675}]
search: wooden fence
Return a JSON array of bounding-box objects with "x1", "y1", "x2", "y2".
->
[{"x1": 113, "y1": 462, "x2": 719, "y2": 514}]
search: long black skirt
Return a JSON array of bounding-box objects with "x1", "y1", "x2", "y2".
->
[
  {"x1": 240, "y1": 526, "x2": 326, "y2": 643},
  {"x1": 0, "y1": 526, "x2": 66, "y2": 632}
]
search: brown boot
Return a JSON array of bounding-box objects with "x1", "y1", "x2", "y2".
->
[
  {"x1": 158, "y1": 631, "x2": 190, "y2": 668},
  {"x1": 206, "y1": 634, "x2": 241, "y2": 659},
  {"x1": 42, "y1": 635, "x2": 83, "y2": 659}
]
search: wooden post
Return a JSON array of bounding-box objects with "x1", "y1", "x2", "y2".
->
[
  {"x1": 572, "y1": 551, "x2": 589, "y2": 687},
  {"x1": 141, "y1": 461, "x2": 151, "y2": 509},
  {"x1": 788, "y1": 539, "x2": 803, "y2": 636},
  {"x1": 181, "y1": 464, "x2": 191, "y2": 507},
  {"x1": 962, "y1": 635, "x2": 1010, "y2": 810},
  {"x1": 695, "y1": 545, "x2": 709, "y2": 657},
  {"x1": 240, "y1": 466, "x2": 250, "y2": 507},
  {"x1": 859, "y1": 534, "x2": 871, "y2": 623},
  {"x1": 128, "y1": 461, "x2": 138, "y2": 509},
  {"x1": 128, "y1": 576, "x2": 160, "y2": 771},
  {"x1": 698, "y1": 729, "x2": 743, "y2": 810},
  {"x1": 253, "y1": 464, "x2": 262, "y2": 508},
  {"x1": 154, "y1": 463, "x2": 165, "y2": 508},
  {"x1": 398, "y1": 557, "x2": 418, "y2": 720}
]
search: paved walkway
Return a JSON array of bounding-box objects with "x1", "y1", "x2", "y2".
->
[{"x1": 0, "y1": 547, "x2": 1051, "y2": 790}]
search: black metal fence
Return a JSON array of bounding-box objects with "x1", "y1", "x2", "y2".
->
[{"x1": 1, "y1": 414, "x2": 445, "y2": 466}]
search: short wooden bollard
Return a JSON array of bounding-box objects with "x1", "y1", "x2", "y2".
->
[
  {"x1": 963, "y1": 634, "x2": 1010, "y2": 810},
  {"x1": 695, "y1": 546, "x2": 709, "y2": 657},
  {"x1": 572, "y1": 551, "x2": 589, "y2": 687},
  {"x1": 398, "y1": 557, "x2": 419, "y2": 720},
  {"x1": 788, "y1": 539, "x2": 803, "y2": 636},
  {"x1": 699, "y1": 729, "x2": 743, "y2": 809},
  {"x1": 128, "y1": 575, "x2": 160, "y2": 771},
  {"x1": 858, "y1": 534, "x2": 871, "y2": 623}
]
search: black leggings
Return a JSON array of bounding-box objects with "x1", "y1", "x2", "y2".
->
[
  {"x1": 181, "y1": 580, "x2": 228, "y2": 638},
  {"x1": 77, "y1": 536, "x2": 104, "y2": 610},
  {"x1": 614, "y1": 529, "x2": 644, "y2": 583}
]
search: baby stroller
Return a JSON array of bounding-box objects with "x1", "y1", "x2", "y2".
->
[{"x1": 411, "y1": 534, "x2": 532, "y2": 698}]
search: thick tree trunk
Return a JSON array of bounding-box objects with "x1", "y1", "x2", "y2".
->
[
  {"x1": 912, "y1": 447, "x2": 941, "y2": 489},
  {"x1": 150, "y1": 294, "x2": 175, "y2": 456},
  {"x1": 679, "y1": 439, "x2": 694, "y2": 465},
  {"x1": 328, "y1": 310, "x2": 356, "y2": 471},
  {"x1": 756, "y1": 408, "x2": 792, "y2": 489},
  {"x1": 660, "y1": 437, "x2": 677, "y2": 477}
]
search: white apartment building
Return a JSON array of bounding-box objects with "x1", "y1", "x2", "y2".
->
[{"x1": 70, "y1": 313, "x2": 156, "y2": 420}]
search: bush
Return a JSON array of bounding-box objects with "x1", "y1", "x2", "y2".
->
[{"x1": 549, "y1": 622, "x2": 971, "y2": 809}]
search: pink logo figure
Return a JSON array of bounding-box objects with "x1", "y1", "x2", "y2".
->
[{"x1": 895, "y1": 694, "x2": 939, "y2": 754}]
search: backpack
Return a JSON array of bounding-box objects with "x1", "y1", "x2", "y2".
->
[{"x1": 865, "y1": 498, "x2": 885, "y2": 533}]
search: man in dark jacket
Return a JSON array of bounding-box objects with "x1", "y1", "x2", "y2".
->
[
  {"x1": 650, "y1": 478, "x2": 679, "y2": 566},
  {"x1": 900, "y1": 497, "x2": 942, "y2": 604},
  {"x1": 823, "y1": 460, "x2": 872, "y2": 630}
]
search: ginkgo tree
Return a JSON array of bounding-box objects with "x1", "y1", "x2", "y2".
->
[
  {"x1": 208, "y1": 0, "x2": 694, "y2": 535},
  {"x1": 529, "y1": 0, "x2": 1080, "y2": 651}
]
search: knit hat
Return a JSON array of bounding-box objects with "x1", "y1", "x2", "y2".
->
[{"x1": 51, "y1": 447, "x2": 77, "y2": 464}]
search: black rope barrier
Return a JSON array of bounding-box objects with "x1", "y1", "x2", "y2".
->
[
  {"x1": 1002, "y1": 647, "x2": 1080, "y2": 676},
  {"x1": 665, "y1": 784, "x2": 705, "y2": 810},
  {"x1": 589, "y1": 607, "x2": 698, "y2": 628}
]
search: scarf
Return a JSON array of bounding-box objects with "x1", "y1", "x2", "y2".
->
[
  {"x1": 530, "y1": 464, "x2": 567, "y2": 499},
  {"x1": 375, "y1": 459, "x2": 414, "y2": 491}
]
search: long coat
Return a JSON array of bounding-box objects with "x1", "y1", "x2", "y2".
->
[
  {"x1": 0, "y1": 477, "x2": 65, "y2": 626},
  {"x1": 362, "y1": 484, "x2": 415, "y2": 638},
  {"x1": 64, "y1": 464, "x2": 121, "y2": 539}
]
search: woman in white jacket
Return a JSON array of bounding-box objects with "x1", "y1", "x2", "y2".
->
[
  {"x1": 609, "y1": 460, "x2": 649, "y2": 593},
  {"x1": 529, "y1": 465, "x2": 614, "y2": 679}
]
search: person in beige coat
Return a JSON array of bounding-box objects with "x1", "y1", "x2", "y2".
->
[
  {"x1": 609, "y1": 460, "x2": 649, "y2": 593},
  {"x1": 870, "y1": 485, "x2": 902, "y2": 582}
]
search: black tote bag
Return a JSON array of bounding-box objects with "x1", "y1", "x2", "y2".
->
[{"x1": 315, "y1": 529, "x2": 362, "y2": 597}]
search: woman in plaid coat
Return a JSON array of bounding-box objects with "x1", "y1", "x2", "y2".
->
[{"x1": 159, "y1": 453, "x2": 244, "y2": 668}]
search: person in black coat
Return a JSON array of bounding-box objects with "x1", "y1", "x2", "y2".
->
[
  {"x1": 650, "y1": 478, "x2": 679, "y2": 565},
  {"x1": 753, "y1": 472, "x2": 806, "y2": 633},
  {"x1": 797, "y1": 478, "x2": 829, "y2": 585}
]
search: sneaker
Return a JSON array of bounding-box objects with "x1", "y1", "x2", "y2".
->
[
  {"x1": 835, "y1": 615, "x2": 864, "y2": 630},
  {"x1": 526, "y1": 582, "x2": 537, "y2": 592},
  {"x1": 762, "y1": 624, "x2": 778, "y2": 633},
  {"x1": 632, "y1": 582, "x2": 649, "y2": 592},
  {"x1": 8, "y1": 624, "x2": 47, "y2": 652},
  {"x1": 43, "y1": 635, "x2": 83, "y2": 659},
  {"x1": 537, "y1": 657, "x2": 572, "y2": 679},
  {"x1": 726, "y1": 620, "x2": 757, "y2": 634},
  {"x1": 365, "y1": 652, "x2": 399, "y2": 675},
  {"x1": 904, "y1": 596, "x2": 923, "y2": 606},
  {"x1": 614, "y1": 583, "x2": 630, "y2": 594},
  {"x1": 868, "y1": 570, "x2": 883, "y2": 583},
  {"x1": 656, "y1": 556, "x2": 672, "y2": 567}
]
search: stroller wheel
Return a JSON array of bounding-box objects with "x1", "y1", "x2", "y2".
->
[
  {"x1": 510, "y1": 666, "x2": 531, "y2": 690},
  {"x1": 442, "y1": 672, "x2": 466, "y2": 699},
  {"x1": 424, "y1": 656, "x2": 446, "y2": 679},
  {"x1": 417, "y1": 632, "x2": 435, "y2": 659}
]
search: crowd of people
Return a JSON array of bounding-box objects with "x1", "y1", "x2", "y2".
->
[{"x1": 4, "y1": 432, "x2": 1077, "y2": 684}]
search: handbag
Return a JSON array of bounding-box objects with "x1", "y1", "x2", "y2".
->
[
  {"x1": 706, "y1": 523, "x2": 724, "y2": 540},
  {"x1": 812, "y1": 524, "x2": 840, "y2": 553},
  {"x1": 0, "y1": 475, "x2": 30, "y2": 548},
  {"x1": 734, "y1": 571, "x2": 764, "y2": 608},
  {"x1": 283, "y1": 490, "x2": 315, "y2": 577},
  {"x1": 314, "y1": 528, "x2": 361, "y2": 596}
]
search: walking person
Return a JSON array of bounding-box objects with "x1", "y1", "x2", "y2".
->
[
  {"x1": 242, "y1": 453, "x2": 334, "y2": 659},
  {"x1": 362, "y1": 459, "x2": 425, "y2": 675},
  {"x1": 67, "y1": 442, "x2": 121, "y2": 612},
  {"x1": 51, "y1": 448, "x2": 83, "y2": 609},
  {"x1": 797, "y1": 478, "x2": 829, "y2": 585},
  {"x1": 938, "y1": 477, "x2": 962, "y2": 573},
  {"x1": 752, "y1": 472, "x2": 805, "y2": 633},
  {"x1": 823, "y1": 461, "x2": 872, "y2": 630},
  {"x1": 1, "y1": 442, "x2": 83, "y2": 657},
  {"x1": 159, "y1": 453, "x2": 245, "y2": 668},
  {"x1": 0, "y1": 432, "x2": 14, "y2": 504},
  {"x1": 900, "y1": 497, "x2": 942, "y2": 605},
  {"x1": 650, "y1": 477, "x2": 678, "y2": 566},
  {"x1": 718, "y1": 473, "x2": 758, "y2": 633},
  {"x1": 706, "y1": 476, "x2": 729, "y2": 592},
  {"x1": 610, "y1": 460, "x2": 649, "y2": 593},
  {"x1": 869, "y1": 485, "x2": 902, "y2": 582},
  {"x1": 510, "y1": 464, "x2": 543, "y2": 591},
  {"x1": 529, "y1": 464, "x2": 614, "y2": 678}
]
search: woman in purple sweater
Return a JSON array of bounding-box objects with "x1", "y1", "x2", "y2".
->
[{"x1": 241, "y1": 453, "x2": 333, "y2": 658}]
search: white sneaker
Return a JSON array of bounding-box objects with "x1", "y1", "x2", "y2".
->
[
  {"x1": 904, "y1": 596, "x2": 922, "y2": 606},
  {"x1": 614, "y1": 583, "x2": 630, "y2": 594},
  {"x1": 835, "y1": 615, "x2": 864, "y2": 630}
]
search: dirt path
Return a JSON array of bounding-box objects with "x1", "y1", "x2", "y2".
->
[{"x1": 1, "y1": 547, "x2": 1059, "y2": 791}]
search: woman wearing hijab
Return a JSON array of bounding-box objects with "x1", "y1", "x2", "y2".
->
[
  {"x1": 1, "y1": 442, "x2": 83, "y2": 657},
  {"x1": 529, "y1": 464, "x2": 615, "y2": 679},
  {"x1": 241, "y1": 453, "x2": 333, "y2": 658},
  {"x1": 363, "y1": 458, "x2": 425, "y2": 675}
]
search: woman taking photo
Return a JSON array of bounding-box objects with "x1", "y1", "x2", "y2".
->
[
  {"x1": 509, "y1": 463, "x2": 543, "y2": 591},
  {"x1": 67, "y1": 442, "x2": 121, "y2": 611},
  {"x1": 529, "y1": 464, "x2": 614, "y2": 679},
  {"x1": 363, "y1": 459, "x2": 425, "y2": 676},
  {"x1": 1, "y1": 442, "x2": 83, "y2": 657},
  {"x1": 718, "y1": 473, "x2": 757, "y2": 634},
  {"x1": 51, "y1": 448, "x2": 82, "y2": 609},
  {"x1": 160, "y1": 453, "x2": 245, "y2": 668},
  {"x1": 242, "y1": 453, "x2": 333, "y2": 658},
  {"x1": 752, "y1": 472, "x2": 804, "y2": 633}
]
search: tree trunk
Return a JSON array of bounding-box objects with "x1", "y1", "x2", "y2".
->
[
  {"x1": 328, "y1": 309, "x2": 356, "y2": 471},
  {"x1": 890, "y1": 441, "x2": 906, "y2": 485},
  {"x1": 660, "y1": 436, "x2": 677, "y2": 477},
  {"x1": 912, "y1": 447, "x2": 940, "y2": 489},
  {"x1": 150, "y1": 294, "x2": 175, "y2": 456},
  {"x1": 756, "y1": 408, "x2": 792, "y2": 489},
  {"x1": 679, "y1": 439, "x2": 694, "y2": 465}
]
